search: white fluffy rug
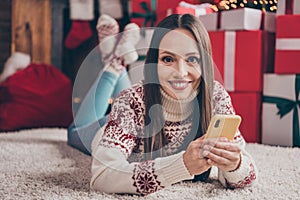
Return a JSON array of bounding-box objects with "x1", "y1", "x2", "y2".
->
[{"x1": 0, "y1": 128, "x2": 300, "y2": 200}]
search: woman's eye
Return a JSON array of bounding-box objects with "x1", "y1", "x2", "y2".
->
[
  {"x1": 186, "y1": 56, "x2": 200, "y2": 64},
  {"x1": 161, "y1": 56, "x2": 174, "y2": 63}
]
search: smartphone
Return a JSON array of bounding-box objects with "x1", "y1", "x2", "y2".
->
[{"x1": 205, "y1": 114, "x2": 241, "y2": 140}]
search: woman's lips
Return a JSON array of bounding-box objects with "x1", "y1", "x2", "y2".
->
[{"x1": 168, "y1": 80, "x2": 192, "y2": 90}]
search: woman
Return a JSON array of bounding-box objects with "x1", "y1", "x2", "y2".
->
[{"x1": 90, "y1": 14, "x2": 257, "y2": 195}]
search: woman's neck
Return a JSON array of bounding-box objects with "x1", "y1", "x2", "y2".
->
[{"x1": 160, "y1": 89, "x2": 196, "y2": 122}]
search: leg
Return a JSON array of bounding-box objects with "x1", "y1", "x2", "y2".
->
[
  {"x1": 68, "y1": 69, "x2": 131, "y2": 155},
  {"x1": 112, "y1": 69, "x2": 132, "y2": 99},
  {"x1": 68, "y1": 69, "x2": 120, "y2": 155},
  {"x1": 73, "y1": 70, "x2": 119, "y2": 127},
  {"x1": 68, "y1": 115, "x2": 108, "y2": 155}
]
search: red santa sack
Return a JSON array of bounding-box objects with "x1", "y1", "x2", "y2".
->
[{"x1": 0, "y1": 63, "x2": 73, "y2": 131}]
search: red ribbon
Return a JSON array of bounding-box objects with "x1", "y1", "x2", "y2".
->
[{"x1": 286, "y1": 0, "x2": 294, "y2": 14}]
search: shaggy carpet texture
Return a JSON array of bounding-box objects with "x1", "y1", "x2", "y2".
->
[{"x1": 0, "y1": 128, "x2": 299, "y2": 200}]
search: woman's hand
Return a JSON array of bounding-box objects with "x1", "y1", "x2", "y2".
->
[
  {"x1": 183, "y1": 136, "x2": 213, "y2": 176},
  {"x1": 201, "y1": 137, "x2": 241, "y2": 172}
]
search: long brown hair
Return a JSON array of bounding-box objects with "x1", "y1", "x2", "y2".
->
[{"x1": 143, "y1": 14, "x2": 214, "y2": 160}]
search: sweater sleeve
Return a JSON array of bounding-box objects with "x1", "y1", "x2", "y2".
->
[
  {"x1": 90, "y1": 87, "x2": 193, "y2": 195},
  {"x1": 212, "y1": 81, "x2": 258, "y2": 188}
]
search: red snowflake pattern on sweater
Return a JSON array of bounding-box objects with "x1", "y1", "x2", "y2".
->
[
  {"x1": 132, "y1": 160, "x2": 164, "y2": 195},
  {"x1": 164, "y1": 119, "x2": 192, "y2": 155},
  {"x1": 100, "y1": 87, "x2": 144, "y2": 157},
  {"x1": 226, "y1": 163, "x2": 257, "y2": 189},
  {"x1": 233, "y1": 131, "x2": 244, "y2": 143},
  {"x1": 212, "y1": 81, "x2": 235, "y2": 115},
  {"x1": 100, "y1": 120, "x2": 138, "y2": 156}
]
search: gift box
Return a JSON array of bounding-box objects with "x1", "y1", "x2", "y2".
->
[
  {"x1": 209, "y1": 30, "x2": 275, "y2": 92},
  {"x1": 175, "y1": 6, "x2": 195, "y2": 15},
  {"x1": 175, "y1": 1, "x2": 217, "y2": 31},
  {"x1": 274, "y1": 15, "x2": 300, "y2": 74},
  {"x1": 199, "y1": 13, "x2": 219, "y2": 31},
  {"x1": 184, "y1": 0, "x2": 201, "y2": 3},
  {"x1": 130, "y1": 0, "x2": 181, "y2": 27},
  {"x1": 176, "y1": 6, "x2": 209, "y2": 16},
  {"x1": 277, "y1": 0, "x2": 300, "y2": 15},
  {"x1": 262, "y1": 74, "x2": 300, "y2": 147},
  {"x1": 175, "y1": 1, "x2": 214, "y2": 17},
  {"x1": 228, "y1": 91, "x2": 262, "y2": 143},
  {"x1": 220, "y1": 8, "x2": 262, "y2": 31}
]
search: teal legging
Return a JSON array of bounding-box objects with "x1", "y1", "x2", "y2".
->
[{"x1": 67, "y1": 70, "x2": 131, "y2": 155}]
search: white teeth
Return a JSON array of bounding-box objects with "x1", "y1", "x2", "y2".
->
[
  {"x1": 170, "y1": 82, "x2": 189, "y2": 89},
  {"x1": 174, "y1": 83, "x2": 186, "y2": 88}
]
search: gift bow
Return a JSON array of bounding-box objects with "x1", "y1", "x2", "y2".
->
[
  {"x1": 263, "y1": 75, "x2": 300, "y2": 147},
  {"x1": 131, "y1": 0, "x2": 157, "y2": 29}
]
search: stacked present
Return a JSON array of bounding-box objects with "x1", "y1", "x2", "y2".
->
[
  {"x1": 262, "y1": 0, "x2": 300, "y2": 147},
  {"x1": 204, "y1": 5, "x2": 276, "y2": 143},
  {"x1": 207, "y1": 17, "x2": 275, "y2": 144},
  {"x1": 177, "y1": 1, "x2": 300, "y2": 147}
]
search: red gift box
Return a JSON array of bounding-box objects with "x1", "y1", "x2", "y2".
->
[
  {"x1": 130, "y1": 0, "x2": 181, "y2": 27},
  {"x1": 184, "y1": 0, "x2": 201, "y2": 3},
  {"x1": 274, "y1": 15, "x2": 300, "y2": 74},
  {"x1": 175, "y1": 6, "x2": 197, "y2": 16},
  {"x1": 209, "y1": 31, "x2": 275, "y2": 92},
  {"x1": 175, "y1": 2, "x2": 213, "y2": 17},
  {"x1": 229, "y1": 92, "x2": 262, "y2": 143}
]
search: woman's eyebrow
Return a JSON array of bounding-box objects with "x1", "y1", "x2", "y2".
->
[
  {"x1": 160, "y1": 50, "x2": 199, "y2": 57},
  {"x1": 159, "y1": 50, "x2": 176, "y2": 56},
  {"x1": 185, "y1": 52, "x2": 200, "y2": 56}
]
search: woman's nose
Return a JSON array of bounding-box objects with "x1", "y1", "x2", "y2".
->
[{"x1": 177, "y1": 59, "x2": 188, "y2": 77}]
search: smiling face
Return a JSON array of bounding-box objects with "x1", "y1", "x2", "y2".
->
[{"x1": 157, "y1": 28, "x2": 202, "y2": 100}]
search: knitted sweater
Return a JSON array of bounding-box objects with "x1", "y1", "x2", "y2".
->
[{"x1": 90, "y1": 81, "x2": 257, "y2": 195}]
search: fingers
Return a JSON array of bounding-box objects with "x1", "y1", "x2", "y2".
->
[
  {"x1": 192, "y1": 138, "x2": 206, "y2": 148},
  {"x1": 206, "y1": 153, "x2": 241, "y2": 172},
  {"x1": 204, "y1": 138, "x2": 241, "y2": 152},
  {"x1": 183, "y1": 141, "x2": 213, "y2": 175},
  {"x1": 202, "y1": 141, "x2": 241, "y2": 160},
  {"x1": 201, "y1": 139, "x2": 241, "y2": 171},
  {"x1": 209, "y1": 141, "x2": 241, "y2": 153},
  {"x1": 203, "y1": 145, "x2": 237, "y2": 161},
  {"x1": 189, "y1": 140, "x2": 206, "y2": 159}
]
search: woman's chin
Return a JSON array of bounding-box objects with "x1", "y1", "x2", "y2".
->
[{"x1": 169, "y1": 89, "x2": 196, "y2": 100}]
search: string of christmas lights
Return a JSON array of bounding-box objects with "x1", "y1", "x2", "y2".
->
[{"x1": 211, "y1": 0, "x2": 277, "y2": 12}]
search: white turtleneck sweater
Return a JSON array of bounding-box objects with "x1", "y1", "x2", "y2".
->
[{"x1": 90, "y1": 81, "x2": 257, "y2": 195}]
